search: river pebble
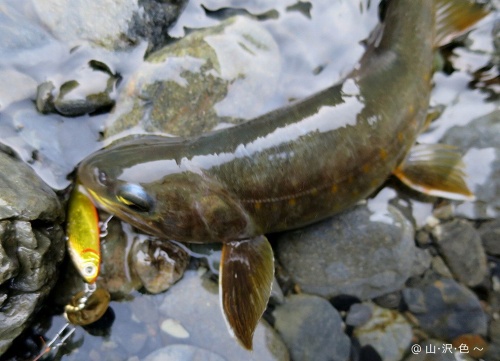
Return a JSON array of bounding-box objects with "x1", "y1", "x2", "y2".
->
[
  {"x1": 431, "y1": 219, "x2": 488, "y2": 286},
  {"x1": 402, "y1": 278, "x2": 487, "y2": 340},
  {"x1": 273, "y1": 294, "x2": 350, "y2": 361},
  {"x1": 353, "y1": 303, "x2": 413, "y2": 361},
  {"x1": 478, "y1": 219, "x2": 500, "y2": 256},
  {"x1": 276, "y1": 203, "x2": 417, "y2": 300}
]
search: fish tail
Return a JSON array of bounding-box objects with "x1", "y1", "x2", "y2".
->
[{"x1": 434, "y1": 0, "x2": 491, "y2": 47}]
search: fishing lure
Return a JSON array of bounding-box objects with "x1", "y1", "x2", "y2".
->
[
  {"x1": 33, "y1": 185, "x2": 111, "y2": 360},
  {"x1": 66, "y1": 183, "x2": 101, "y2": 284}
]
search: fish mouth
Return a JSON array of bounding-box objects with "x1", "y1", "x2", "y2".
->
[{"x1": 84, "y1": 187, "x2": 166, "y2": 239}]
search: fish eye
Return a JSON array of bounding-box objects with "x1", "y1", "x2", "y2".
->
[
  {"x1": 116, "y1": 183, "x2": 154, "y2": 213},
  {"x1": 94, "y1": 168, "x2": 109, "y2": 186}
]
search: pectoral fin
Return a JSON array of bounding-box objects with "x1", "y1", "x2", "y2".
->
[
  {"x1": 393, "y1": 143, "x2": 474, "y2": 201},
  {"x1": 219, "y1": 235, "x2": 274, "y2": 350}
]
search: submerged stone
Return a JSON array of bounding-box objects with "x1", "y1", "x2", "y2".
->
[
  {"x1": 353, "y1": 303, "x2": 413, "y2": 361},
  {"x1": 402, "y1": 278, "x2": 487, "y2": 340},
  {"x1": 104, "y1": 16, "x2": 280, "y2": 139},
  {"x1": 158, "y1": 269, "x2": 289, "y2": 361},
  {"x1": 273, "y1": 294, "x2": 350, "y2": 361},
  {"x1": 276, "y1": 202, "x2": 417, "y2": 300}
]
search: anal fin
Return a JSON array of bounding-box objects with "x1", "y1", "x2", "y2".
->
[
  {"x1": 219, "y1": 235, "x2": 274, "y2": 350},
  {"x1": 435, "y1": 0, "x2": 490, "y2": 47},
  {"x1": 393, "y1": 143, "x2": 474, "y2": 201}
]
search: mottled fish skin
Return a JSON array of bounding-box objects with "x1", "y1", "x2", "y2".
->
[{"x1": 78, "y1": 0, "x2": 434, "y2": 244}]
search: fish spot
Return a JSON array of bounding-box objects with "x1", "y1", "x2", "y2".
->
[
  {"x1": 362, "y1": 163, "x2": 371, "y2": 173},
  {"x1": 408, "y1": 105, "x2": 414, "y2": 115},
  {"x1": 379, "y1": 148, "x2": 388, "y2": 160},
  {"x1": 311, "y1": 188, "x2": 318, "y2": 196},
  {"x1": 397, "y1": 132, "x2": 404, "y2": 142},
  {"x1": 331, "y1": 184, "x2": 338, "y2": 193},
  {"x1": 288, "y1": 198, "x2": 296, "y2": 206},
  {"x1": 254, "y1": 202, "x2": 262, "y2": 210}
]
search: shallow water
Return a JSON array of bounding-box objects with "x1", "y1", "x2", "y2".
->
[{"x1": 0, "y1": 0, "x2": 498, "y2": 360}]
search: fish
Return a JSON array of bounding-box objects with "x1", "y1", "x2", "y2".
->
[
  {"x1": 66, "y1": 183, "x2": 101, "y2": 284},
  {"x1": 77, "y1": 0, "x2": 487, "y2": 349}
]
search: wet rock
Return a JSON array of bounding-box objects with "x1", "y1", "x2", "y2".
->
[
  {"x1": 105, "y1": 16, "x2": 280, "y2": 139},
  {"x1": 36, "y1": 60, "x2": 118, "y2": 117},
  {"x1": 158, "y1": 269, "x2": 289, "y2": 361},
  {"x1": 32, "y1": 0, "x2": 186, "y2": 50},
  {"x1": 0, "y1": 151, "x2": 64, "y2": 354},
  {"x1": 97, "y1": 216, "x2": 189, "y2": 297},
  {"x1": 130, "y1": 237, "x2": 189, "y2": 294},
  {"x1": 144, "y1": 344, "x2": 225, "y2": 361},
  {"x1": 402, "y1": 278, "x2": 487, "y2": 340},
  {"x1": 97, "y1": 219, "x2": 142, "y2": 298},
  {"x1": 352, "y1": 303, "x2": 412, "y2": 361},
  {"x1": 273, "y1": 294, "x2": 350, "y2": 361},
  {"x1": 276, "y1": 203, "x2": 417, "y2": 300},
  {"x1": 478, "y1": 219, "x2": 500, "y2": 256},
  {"x1": 431, "y1": 219, "x2": 487, "y2": 287},
  {"x1": 129, "y1": 0, "x2": 190, "y2": 52}
]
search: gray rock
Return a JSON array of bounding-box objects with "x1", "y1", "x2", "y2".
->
[
  {"x1": 0, "y1": 152, "x2": 62, "y2": 221},
  {"x1": 353, "y1": 303, "x2": 413, "y2": 361},
  {"x1": 431, "y1": 219, "x2": 487, "y2": 287},
  {"x1": 144, "y1": 344, "x2": 226, "y2": 361},
  {"x1": 129, "y1": 0, "x2": 189, "y2": 52},
  {"x1": 273, "y1": 294, "x2": 350, "y2": 361},
  {"x1": 276, "y1": 203, "x2": 416, "y2": 300},
  {"x1": 430, "y1": 256, "x2": 454, "y2": 279},
  {"x1": 402, "y1": 278, "x2": 487, "y2": 339},
  {"x1": 478, "y1": 219, "x2": 500, "y2": 256},
  {"x1": 346, "y1": 303, "x2": 372, "y2": 327},
  {"x1": 158, "y1": 269, "x2": 289, "y2": 361},
  {"x1": 0, "y1": 151, "x2": 64, "y2": 354},
  {"x1": 490, "y1": 318, "x2": 500, "y2": 345},
  {"x1": 372, "y1": 291, "x2": 402, "y2": 309},
  {"x1": 32, "y1": 0, "x2": 186, "y2": 50}
]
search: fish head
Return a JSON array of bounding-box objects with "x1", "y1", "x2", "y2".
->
[{"x1": 77, "y1": 137, "x2": 249, "y2": 243}]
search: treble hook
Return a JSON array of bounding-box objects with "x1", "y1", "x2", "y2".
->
[
  {"x1": 33, "y1": 323, "x2": 75, "y2": 360},
  {"x1": 99, "y1": 215, "x2": 113, "y2": 238}
]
